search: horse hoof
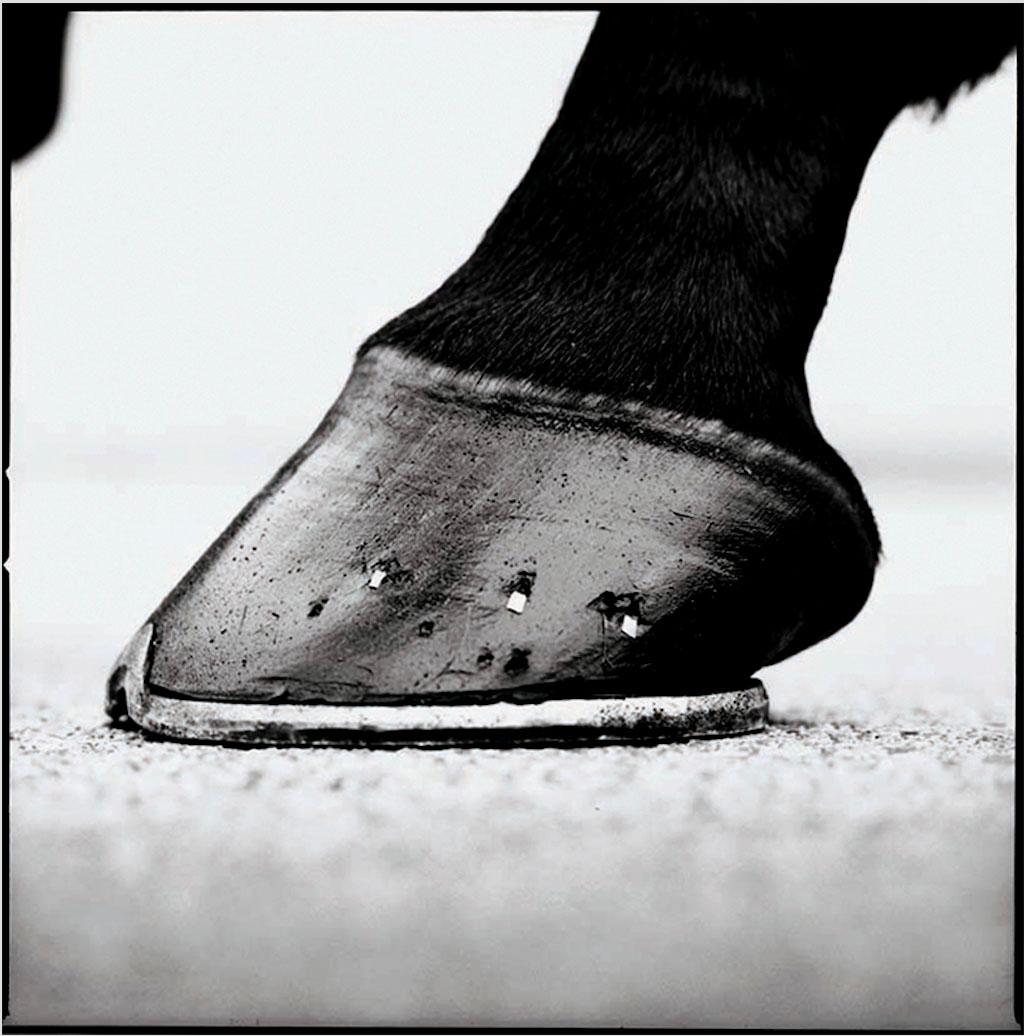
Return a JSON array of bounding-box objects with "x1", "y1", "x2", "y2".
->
[{"x1": 107, "y1": 348, "x2": 876, "y2": 747}]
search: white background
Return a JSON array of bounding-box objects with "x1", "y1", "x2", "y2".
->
[{"x1": 10, "y1": 11, "x2": 1016, "y2": 717}]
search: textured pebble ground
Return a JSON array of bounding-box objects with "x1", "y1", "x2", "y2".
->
[{"x1": 10, "y1": 700, "x2": 1014, "y2": 1028}]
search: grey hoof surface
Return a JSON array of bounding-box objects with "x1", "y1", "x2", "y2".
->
[{"x1": 107, "y1": 350, "x2": 871, "y2": 745}]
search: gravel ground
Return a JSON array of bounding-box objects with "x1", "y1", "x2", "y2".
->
[
  {"x1": 9, "y1": 705, "x2": 1015, "y2": 1029},
  {"x1": 7, "y1": 474, "x2": 1017, "y2": 1029}
]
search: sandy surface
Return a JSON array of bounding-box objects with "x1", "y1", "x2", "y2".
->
[
  {"x1": 9, "y1": 704, "x2": 1015, "y2": 1029},
  {"x1": 8, "y1": 472, "x2": 1017, "y2": 1029}
]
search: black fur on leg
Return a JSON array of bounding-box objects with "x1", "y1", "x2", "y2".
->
[{"x1": 361, "y1": 9, "x2": 1016, "y2": 506}]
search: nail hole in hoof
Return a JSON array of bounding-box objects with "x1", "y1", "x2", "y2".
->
[
  {"x1": 368, "y1": 556, "x2": 414, "y2": 589},
  {"x1": 587, "y1": 590, "x2": 643, "y2": 619},
  {"x1": 476, "y1": 647, "x2": 494, "y2": 670},
  {"x1": 504, "y1": 647, "x2": 531, "y2": 677},
  {"x1": 586, "y1": 591, "x2": 619, "y2": 617},
  {"x1": 417, "y1": 620, "x2": 435, "y2": 638},
  {"x1": 504, "y1": 570, "x2": 536, "y2": 613}
]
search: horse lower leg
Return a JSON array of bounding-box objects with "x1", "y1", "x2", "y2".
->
[{"x1": 108, "y1": 10, "x2": 1016, "y2": 744}]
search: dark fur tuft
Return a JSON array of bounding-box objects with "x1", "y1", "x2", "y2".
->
[{"x1": 361, "y1": 9, "x2": 1016, "y2": 510}]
